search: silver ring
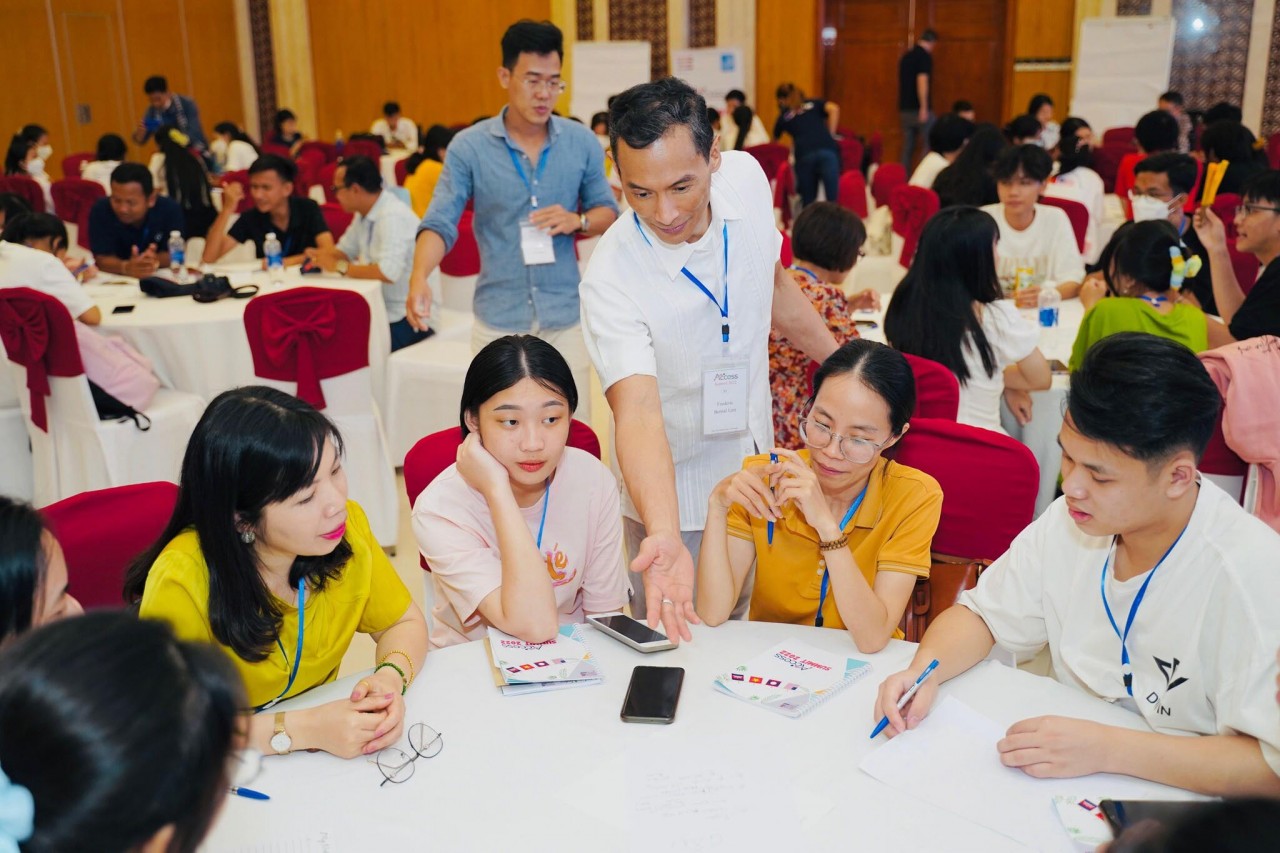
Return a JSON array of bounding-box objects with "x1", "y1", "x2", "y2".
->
[{"x1": 661, "y1": 598, "x2": 675, "y2": 606}]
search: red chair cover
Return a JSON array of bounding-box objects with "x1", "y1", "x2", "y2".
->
[
  {"x1": 1269, "y1": 133, "x2": 1280, "y2": 170},
  {"x1": 41, "y1": 481, "x2": 178, "y2": 609},
  {"x1": 260, "y1": 142, "x2": 293, "y2": 159},
  {"x1": 867, "y1": 131, "x2": 883, "y2": 166},
  {"x1": 889, "y1": 417, "x2": 1038, "y2": 561},
  {"x1": 394, "y1": 158, "x2": 411, "y2": 186},
  {"x1": 871, "y1": 162, "x2": 907, "y2": 208},
  {"x1": 839, "y1": 137, "x2": 864, "y2": 175},
  {"x1": 1038, "y1": 195, "x2": 1088, "y2": 253},
  {"x1": 293, "y1": 156, "x2": 320, "y2": 198},
  {"x1": 773, "y1": 161, "x2": 796, "y2": 228},
  {"x1": 1090, "y1": 144, "x2": 1127, "y2": 194},
  {"x1": 220, "y1": 170, "x2": 254, "y2": 212},
  {"x1": 744, "y1": 143, "x2": 789, "y2": 182},
  {"x1": 0, "y1": 288, "x2": 83, "y2": 431},
  {"x1": 342, "y1": 139, "x2": 384, "y2": 162},
  {"x1": 902, "y1": 354, "x2": 959, "y2": 420},
  {"x1": 779, "y1": 230, "x2": 792, "y2": 267},
  {"x1": 1101, "y1": 127, "x2": 1135, "y2": 148},
  {"x1": 320, "y1": 202, "x2": 354, "y2": 241},
  {"x1": 319, "y1": 163, "x2": 338, "y2": 203},
  {"x1": 837, "y1": 170, "x2": 868, "y2": 218},
  {"x1": 298, "y1": 141, "x2": 338, "y2": 164},
  {"x1": 403, "y1": 420, "x2": 602, "y2": 570},
  {"x1": 0, "y1": 175, "x2": 45, "y2": 213},
  {"x1": 243, "y1": 288, "x2": 370, "y2": 410},
  {"x1": 440, "y1": 210, "x2": 481, "y2": 276},
  {"x1": 888, "y1": 184, "x2": 939, "y2": 266},
  {"x1": 1199, "y1": 399, "x2": 1247, "y2": 482},
  {"x1": 1227, "y1": 239, "x2": 1261, "y2": 294},
  {"x1": 60, "y1": 152, "x2": 93, "y2": 180},
  {"x1": 1211, "y1": 193, "x2": 1241, "y2": 240},
  {"x1": 50, "y1": 177, "x2": 105, "y2": 225}
]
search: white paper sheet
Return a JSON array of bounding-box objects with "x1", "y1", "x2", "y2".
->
[{"x1": 858, "y1": 697, "x2": 1180, "y2": 849}]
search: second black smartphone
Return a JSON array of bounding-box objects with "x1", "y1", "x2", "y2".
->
[{"x1": 620, "y1": 665, "x2": 684, "y2": 724}]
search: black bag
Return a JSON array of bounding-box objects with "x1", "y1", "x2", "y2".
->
[
  {"x1": 139, "y1": 274, "x2": 258, "y2": 302},
  {"x1": 87, "y1": 380, "x2": 151, "y2": 430}
]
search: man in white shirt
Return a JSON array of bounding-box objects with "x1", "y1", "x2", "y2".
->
[
  {"x1": 875, "y1": 334, "x2": 1280, "y2": 797},
  {"x1": 981, "y1": 144, "x2": 1084, "y2": 305},
  {"x1": 0, "y1": 240, "x2": 100, "y2": 325},
  {"x1": 909, "y1": 113, "x2": 972, "y2": 189},
  {"x1": 371, "y1": 101, "x2": 418, "y2": 151},
  {"x1": 580, "y1": 78, "x2": 838, "y2": 642},
  {"x1": 303, "y1": 155, "x2": 425, "y2": 351}
]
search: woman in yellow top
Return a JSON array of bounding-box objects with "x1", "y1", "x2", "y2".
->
[
  {"x1": 698, "y1": 340, "x2": 943, "y2": 653},
  {"x1": 403, "y1": 125, "x2": 454, "y2": 218},
  {"x1": 125, "y1": 386, "x2": 428, "y2": 760}
]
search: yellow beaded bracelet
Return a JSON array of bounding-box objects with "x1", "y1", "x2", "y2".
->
[{"x1": 378, "y1": 650, "x2": 415, "y2": 686}]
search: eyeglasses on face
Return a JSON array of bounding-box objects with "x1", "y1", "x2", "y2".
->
[
  {"x1": 798, "y1": 416, "x2": 888, "y2": 464},
  {"x1": 1236, "y1": 203, "x2": 1280, "y2": 217},
  {"x1": 521, "y1": 77, "x2": 566, "y2": 95}
]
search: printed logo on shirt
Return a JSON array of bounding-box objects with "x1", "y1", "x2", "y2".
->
[
  {"x1": 1144, "y1": 655, "x2": 1190, "y2": 716},
  {"x1": 544, "y1": 543, "x2": 577, "y2": 587}
]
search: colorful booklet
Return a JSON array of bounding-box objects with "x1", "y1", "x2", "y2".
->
[
  {"x1": 713, "y1": 639, "x2": 872, "y2": 718},
  {"x1": 485, "y1": 624, "x2": 602, "y2": 696}
]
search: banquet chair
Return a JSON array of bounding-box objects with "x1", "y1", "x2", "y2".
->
[
  {"x1": 343, "y1": 139, "x2": 384, "y2": 162},
  {"x1": 403, "y1": 420, "x2": 601, "y2": 570},
  {"x1": 1090, "y1": 144, "x2": 1127, "y2": 194},
  {"x1": 779, "y1": 230, "x2": 792, "y2": 267},
  {"x1": 293, "y1": 156, "x2": 321, "y2": 198},
  {"x1": 220, "y1": 170, "x2": 254, "y2": 213},
  {"x1": 384, "y1": 306, "x2": 474, "y2": 463},
  {"x1": 773, "y1": 161, "x2": 796, "y2": 228},
  {"x1": 440, "y1": 209, "x2": 481, "y2": 312},
  {"x1": 1210, "y1": 193, "x2": 1241, "y2": 240},
  {"x1": 41, "y1": 480, "x2": 178, "y2": 610},
  {"x1": 1227, "y1": 239, "x2": 1261, "y2": 294},
  {"x1": 0, "y1": 288, "x2": 204, "y2": 506},
  {"x1": 887, "y1": 417, "x2": 1038, "y2": 641},
  {"x1": 743, "y1": 143, "x2": 789, "y2": 182},
  {"x1": 805, "y1": 353, "x2": 958, "y2": 421},
  {"x1": 319, "y1": 162, "x2": 339, "y2": 203},
  {"x1": 837, "y1": 170, "x2": 869, "y2": 219},
  {"x1": 0, "y1": 175, "x2": 45, "y2": 213},
  {"x1": 394, "y1": 158, "x2": 411, "y2": 186},
  {"x1": 839, "y1": 137, "x2": 864, "y2": 175},
  {"x1": 887, "y1": 184, "x2": 939, "y2": 266},
  {"x1": 298, "y1": 141, "x2": 338, "y2": 164},
  {"x1": 1101, "y1": 127, "x2": 1135, "y2": 148},
  {"x1": 871, "y1": 163, "x2": 906, "y2": 209},
  {"x1": 867, "y1": 131, "x2": 883, "y2": 166},
  {"x1": 0, "y1": 370, "x2": 33, "y2": 501},
  {"x1": 243, "y1": 287, "x2": 399, "y2": 547},
  {"x1": 50, "y1": 178, "x2": 104, "y2": 250},
  {"x1": 320, "y1": 202, "x2": 354, "y2": 242},
  {"x1": 261, "y1": 142, "x2": 292, "y2": 159},
  {"x1": 1038, "y1": 195, "x2": 1088, "y2": 253},
  {"x1": 1200, "y1": 400, "x2": 1247, "y2": 503},
  {"x1": 60, "y1": 152, "x2": 93, "y2": 180}
]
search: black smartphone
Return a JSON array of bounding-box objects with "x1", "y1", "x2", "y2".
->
[
  {"x1": 111, "y1": 304, "x2": 136, "y2": 314},
  {"x1": 620, "y1": 665, "x2": 684, "y2": 724},
  {"x1": 1100, "y1": 799, "x2": 1212, "y2": 834}
]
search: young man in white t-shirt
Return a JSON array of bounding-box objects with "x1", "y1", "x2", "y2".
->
[
  {"x1": 981, "y1": 144, "x2": 1085, "y2": 305},
  {"x1": 875, "y1": 334, "x2": 1280, "y2": 796},
  {"x1": 908, "y1": 113, "x2": 973, "y2": 189}
]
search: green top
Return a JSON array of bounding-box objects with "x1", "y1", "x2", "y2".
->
[{"x1": 1069, "y1": 298, "x2": 1209, "y2": 371}]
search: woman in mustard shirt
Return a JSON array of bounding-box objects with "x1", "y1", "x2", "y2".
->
[
  {"x1": 698, "y1": 340, "x2": 942, "y2": 652},
  {"x1": 126, "y1": 386, "x2": 428, "y2": 760}
]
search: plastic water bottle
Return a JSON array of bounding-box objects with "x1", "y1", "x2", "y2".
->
[
  {"x1": 1037, "y1": 286, "x2": 1060, "y2": 328},
  {"x1": 167, "y1": 230, "x2": 186, "y2": 282},
  {"x1": 264, "y1": 232, "x2": 285, "y2": 285}
]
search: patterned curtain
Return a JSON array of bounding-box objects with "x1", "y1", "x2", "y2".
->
[
  {"x1": 1169, "y1": 1, "x2": 1254, "y2": 114},
  {"x1": 1264, "y1": 3, "x2": 1280, "y2": 135},
  {"x1": 1116, "y1": 0, "x2": 1154, "y2": 13},
  {"x1": 248, "y1": 0, "x2": 276, "y2": 136},
  {"x1": 610, "y1": 0, "x2": 669, "y2": 80},
  {"x1": 577, "y1": 0, "x2": 594, "y2": 41},
  {"x1": 689, "y1": 0, "x2": 716, "y2": 48}
]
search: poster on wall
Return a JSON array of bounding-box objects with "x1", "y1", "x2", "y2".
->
[
  {"x1": 570, "y1": 41, "x2": 652, "y2": 124},
  {"x1": 671, "y1": 47, "x2": 746, "y2": 111},
  {"x1": 1071, "y1": 17, "x2": 1176, "y2": 133}
]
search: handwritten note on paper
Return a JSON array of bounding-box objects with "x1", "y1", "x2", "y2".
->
[
  {"x1": 625, "y1": 750, "x2": 794, "y2": 852},
  {"x1": 229, "y1": 831, "x2": 332, "y2": 853},
  {"x1": 858, "y1": 697, "x2": 1177, "y2": 851}
]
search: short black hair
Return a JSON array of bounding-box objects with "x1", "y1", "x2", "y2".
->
[
  {"x1": 1, "y1": 212, "x2": 67, "y2": 251},
  {"x1": 609, "y1": 77, "x2": 713, "y2": 162},
  {"x1": 1135, "y1": 109, "x2": 1179, "y2": 153},
  {"x1": 0, "y1": 496, "x2": 47, "y2": 644},
  {"x1": 110, "y1": 161, "x2": 154, "y2": 195},
  {"x1": 791, "y1": 201, "x2": 866, "y2": 273},
  {"x1": 143, "y1": 75, "x2": 167, "y2": 94},
  {"x1": 706, "y1": 106, "x2": 721, "y2": 125},
  {"x1": 1027, "y1": 93, "x2": 1054, "y2": 114},
  {"x1": 725, "y1": 89, "x2": 746, "y2": 103},
  {"x1": 19, "y1": 124, "x2": 47, "y2": 143},
  {"x1": 248, "y1": 153, "x2": 296, "y2": 184},
  {"x1": 811, "y1": 340, "x2": 916, "y2": 436},
  {"x1": 383, "y1": 101, "x2": 400, "y2": 117},
  {"x1": 1111, "y1": 219, "x2": 1182, "y2": 294},
  {"x1": 337, "y1": 155, "x2": 381, "y2": 193},
  {"x1": 460, "y1": 335, "x2": 578, "y2": 434},
  {"x1": 1199, "y1": 121, "x2": 1258, "y2": 164},
  {"x1": 928, "y1": 113, "x2": 974, "y2": 155},
  {"x1": 1202, "y1": 101, "x2": 1242, "y2": 126},
  {"x1": 590, "y1": 112, "x2": 609, "y2": 132},
  {"x1": 992, "y1": 144, "x2": 1052, "y2": 183},
  {"x1": 920, "y1": 28, "x2": 938, "y2": 42},
  {"x1": 1134, "y1": 152, "x2": 1198, "y2": 196},
  {"x1": 1068, "y1": 333, "x2": 1219, "y2": 464},
  {"x1": 422, "y1": 124, "x2": 454, "y2": 161},
  {"x1": 501, "y1": 19, "x2": 563, "y2": 69},
  {"x1": 1159, "y1": 90, "x2": 1184, "y2": 107},
  {"x1": 1003, "y1": 114, "x2": 1041, "y2": 142},
  {"x1": 1242, "y1": 170, "x2": 1280, "y2": 208},
  {"x1": 952, "y1": 100, "x2": 974, "y2": 113},
  {"x1": 95, "y1": 133, "x2": 127, "y2": 161}
]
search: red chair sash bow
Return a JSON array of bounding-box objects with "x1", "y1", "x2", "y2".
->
[
  {"x1": 0, "y1": 289, "x2": 83, "y2": 431},
  {"x1": 888, "y1": 185, "x2": 940, "y2": 266},
  {"x1": 261, "y1": 299, "x2": 337, "y2": 409}
]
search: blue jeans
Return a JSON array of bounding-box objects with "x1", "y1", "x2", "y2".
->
[
  {"x1": 389, "y1": 318, "x2": 435, "y2": 352},
  {"x1": 795, "y1": 149, "x2": 841, "y2": 208}
]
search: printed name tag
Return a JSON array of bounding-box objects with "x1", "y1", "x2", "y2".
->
[
  {"x1": 519, "y1": 221, "x2": 556, "y2": 266},
  {"x1": 702, "y1": 362, "x2": 749, "y2": 435}
]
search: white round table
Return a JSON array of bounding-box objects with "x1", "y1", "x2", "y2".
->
[{"x1": 204, "y1": 620, "x2": 1193, "y2": 852}]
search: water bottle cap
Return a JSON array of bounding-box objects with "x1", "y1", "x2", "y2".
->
[
  {"x1": 170, "y1": 230, "x2": 181, "y2": 237},
  {"x1": 266, "y1": 232, "x2": 277, "y2": 239}
]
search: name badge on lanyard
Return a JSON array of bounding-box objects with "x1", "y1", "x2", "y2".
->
[{"x1": 510, "y1": 146, "x2": 556, "y2": 266}]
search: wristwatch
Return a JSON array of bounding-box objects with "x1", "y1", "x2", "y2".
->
[
  {"x1": 335, "y1": 259, "x2": 350, "y2": 276},
  {"x1": 578, "y1": 213, "x2": 589, "y2": 234},
  {"x1": 270, "y1": 711, "x2": 292, "y2": 754}
]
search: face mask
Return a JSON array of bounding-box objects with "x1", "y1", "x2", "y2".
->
[
  {"x1": 37, "y1": 144, "x2": 52, "y2": 161},
  {"x1": 26, "y1": 157, "x2": 46, "y2": 177},
  {"x1": 1131, "y1": 195, "x2": 1170, "y2": 222}
]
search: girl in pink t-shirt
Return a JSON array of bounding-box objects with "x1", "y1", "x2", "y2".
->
[{"x1": 412, "y1": 336, "x2": 630, "y2": 649}]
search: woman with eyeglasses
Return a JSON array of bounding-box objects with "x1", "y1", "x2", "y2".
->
[
  {"x1": 698, "y1": 340, "x2": 942, "y2": 653},
  {"x1": 126, "y1": 386, "x2": 428, "y2": 761}
]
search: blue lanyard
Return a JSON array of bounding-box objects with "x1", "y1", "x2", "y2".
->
[
  {"x1": 632, "y1": 212, "x2": 731, "y2": 343},
  {"x1": 792, "y1": 265, "x2": 820, "y2": 283},
  {"x1": 255, "y1": 577, "x2": 306, "y2": 712},
  {"x1": 507, "y1": 145, "x2": 550, "y2": 208},
  {"x1": 1139, "y1": 294, "x2": 1168, "y2": 307},
  {"x1": 535, "y1": 481, "x2": 550, "y2": 551},
  {"x1": 1099, "y1": 526, "x2": 1187, "y2": 697},
  {"x1": 815, "y1": 484, "x2": 868, "y2": 628}
]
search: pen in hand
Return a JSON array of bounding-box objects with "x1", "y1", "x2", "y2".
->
[
  {"x1": 766, "y1": 452, "x2": 778, "y2": 545},
  {"x1": 870, "y1": 658, "x2": 940, "y2": 739}
]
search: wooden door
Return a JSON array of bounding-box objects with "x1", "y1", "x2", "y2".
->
[
  {"x1": 55, "y1": 3, "x2": 131, "y2": 158},
  {"x1": 821, "y1": 0, "x2": 1010, "y2": 166}
]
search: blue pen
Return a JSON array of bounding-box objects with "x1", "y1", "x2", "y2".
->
[
  {"x1": 869, "y1": 658, "x2": 940, "y2": 739},
  {"x1": 766, "y1": 453, "x2": 778, "y2": 545},
  {"x1": 229, "y1": 786, "x2": 270, "y2": 801}
]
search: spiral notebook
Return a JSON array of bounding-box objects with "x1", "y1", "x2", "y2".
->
[
  {"x1": 713, "y1": 638, "x2": 871, "y2": 718},
  {"x1": 485, "y1": 623, "x2": 603, "y2": 696}
]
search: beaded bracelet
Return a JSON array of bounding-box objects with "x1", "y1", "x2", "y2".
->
[
  {"x1": 379, "y1": 649, "x2": 415, "y2": 686},
  {"x1": 374, "y1": 661, "x2": 408, "y2": 695},
  {"x1": 818, "y1": 534, "x2": 849, "y2": 552}
]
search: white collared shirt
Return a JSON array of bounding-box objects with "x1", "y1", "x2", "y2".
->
[
  {"x1": 580, "y1": 150, "x2": 781, "y2": 530},
  {"x1": 0, "y1": 241, "x2": 95, "y2": 321},
  {"x1": 336, "y1": 190, "x2": 420, "y2": 323},
  {"x1": 371, "y1": 117, "x2": 418, "y2": 150},
  {"x1": 958, "y1": 480, "x2": 1280, "y2": 775}
]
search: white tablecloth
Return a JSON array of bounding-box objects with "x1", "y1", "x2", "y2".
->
[
  {"x1": 205, "y1": 620, "x2": 1193, "y2": 852},
  {"x1": 86, "y1": 267, "x2": 391, "y2": 412}
]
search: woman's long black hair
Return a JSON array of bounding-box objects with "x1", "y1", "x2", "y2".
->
[
  {"x1": 124, "y1": 386, "x2": 351, "y2": 662},
  {"x1": 0, "y1": 497, "x2": 48, "y2": 646},
  {"x1": 213, "y1": 121, "x2": 260, "y2": 154},
  {"x1": 155, "y1": 125, "x2": 216, "y2": 237},
  {"x1": 932, "y1": 123, "x2": 1006, "y2": 207},
  {"x1": 884, "y1": 206, "x2": 1004, "y2": 384}
]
